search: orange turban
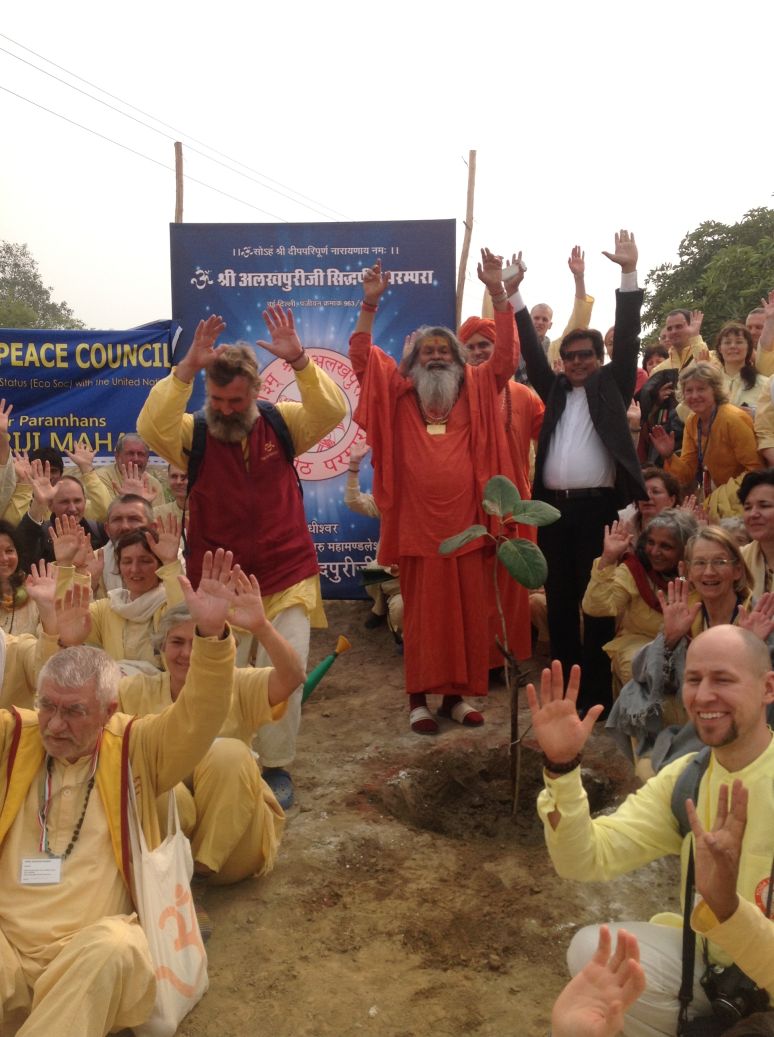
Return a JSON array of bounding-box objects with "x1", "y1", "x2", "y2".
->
[{"x1": 458, "y1": 316, "x2": 496, "y2": 344}]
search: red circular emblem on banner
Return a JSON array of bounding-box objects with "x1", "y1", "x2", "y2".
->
[{"x1": 258, "y1": 349, "x2": 363, "y2": 481}]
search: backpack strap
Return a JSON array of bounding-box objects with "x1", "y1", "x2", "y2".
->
[
  {"x1": 671, "y1": 746, "x2": 712, "y2": 839},
  {"x1": 182, "y1": 409, "x2": 208, "y2": 495}
]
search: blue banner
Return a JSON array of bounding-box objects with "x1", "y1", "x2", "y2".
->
[
  {"x1": 0, "y1": 321, "x2": 180, "y2": 456},
  {"x1": 170, "y1": 220, "x2": 456, "y2": 598}
]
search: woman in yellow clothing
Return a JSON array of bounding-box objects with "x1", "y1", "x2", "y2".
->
[
  {"x1": 608, "y1": 526, "x2": 766, "y2": 777},
  {"x1": 713, "y1": 321, "x2": 768, "y2": 413},
  {"x1": 650, "y1": 362, "x2": 763, "y2": 518},
  {"x1": 582, "y1": 510, "x2": 697, "y2": 690},
  {"x1": 53, "y1": 515, "x2": 183, "y2": 675}
]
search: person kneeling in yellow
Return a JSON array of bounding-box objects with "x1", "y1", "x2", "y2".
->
[
  {"x1": 118, "y1": 567, "x2": 305, "y2": 892},
  {"x1": 0, "y1": 549, "x2": 238, "y2": 1037}
]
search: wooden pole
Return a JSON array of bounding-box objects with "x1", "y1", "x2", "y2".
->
[
  {"x1": 455, "y1": 150, "x2": 477, "y2": 329},
  {"x1": 174, "y1": 142, "x2": 184, "y2": 223}
]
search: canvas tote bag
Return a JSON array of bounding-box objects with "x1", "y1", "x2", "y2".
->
[{"x1": 128, "y1": 776, "x2": 208, "y2": 1037}]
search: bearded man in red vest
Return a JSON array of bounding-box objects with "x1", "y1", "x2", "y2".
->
[{"x1": 138, "y1": 307, "x2": 346, "y2": 807}]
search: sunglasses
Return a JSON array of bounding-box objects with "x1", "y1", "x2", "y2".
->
[{"x1": 561, "y1": 348, "x2": 596, "y2": 362}]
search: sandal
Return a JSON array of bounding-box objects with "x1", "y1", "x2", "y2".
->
[
  {"x1": 409, "y1": 706, "x2": 439, "y2": 735},
  {"x1": 437, "y1": 700, "x2": 484, "y2": 727}
]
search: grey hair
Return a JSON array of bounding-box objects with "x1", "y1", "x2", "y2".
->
[
  {"x1": 642, "y1": 508, "x2": 698, "y2": 549},
  {"x1": 152, "y1": 603, "x2": 194, "y2": 654},
  {"x1": 677, "y1": 361, "x2": 729, "y2": 406},
  {"x1": 403, "y1": 326, "x2": 467, "y2": 372},
  {"x1": 37, "y1": 646, "x2": 121, "y2": 709},
  {"x1": 115, "y1": 433, "x2": 150, "y2": 459}
]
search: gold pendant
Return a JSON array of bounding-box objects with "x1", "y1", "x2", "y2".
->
[{"x1": 426, "y1": 423, "x2": 447, "y2": 435}]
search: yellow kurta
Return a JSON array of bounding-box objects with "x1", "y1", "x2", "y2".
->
[
  {"x1": 119, "y1": 665, "x2": 287, "y2": 881},
  {"x1": 665, "y1": 404, "x2": 763, "y2": 517},
  {"x1": 0, "y1": 631, "x2": 235, "y2": 1033},
  {"x1": 581, "y1": 558, "x2": 664, "y2": 685},
  {"x1": 0, "y1": 631, "x2": 59, "y2": 710},
  {"x1": 538, "y1": 735, "x2": 774, "y2": 997}
]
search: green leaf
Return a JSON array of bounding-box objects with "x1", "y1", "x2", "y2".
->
[
  {"x1": 510, "y1": 499, "x2": 561, "y2": 527},
  {"x1": 497, "y1": 538, "x2": 548, "y2": 589},
  {"x1": 439, "y1": 525, "x2": 488, "y2": 555},
  {"x1": 482, "y1": 475, "x2": 521, "y2": 518}
]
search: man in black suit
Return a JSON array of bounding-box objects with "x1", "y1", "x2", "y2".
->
[{"x1": 508, "y1": 230, "x2": 647, "y2": 712}]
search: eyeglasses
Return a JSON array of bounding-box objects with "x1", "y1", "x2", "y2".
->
[
  {"x1": 688, "y1": 558, "x2": 735, "y2": 571},
  {"x1": 35, "y1": 699, "x2": 92, "y2": 720},
  {"x1": 561, "y1": 349, "x2": 595, "y2": 362}
]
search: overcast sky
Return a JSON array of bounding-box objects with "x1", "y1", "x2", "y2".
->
[{"x1": 2, "y1": 0, "x2": 772, "y2": 339}]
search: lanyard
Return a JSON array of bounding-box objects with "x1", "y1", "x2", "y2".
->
[{"x1": 695, "y1": 408, "x2": 717, "y2": 485}]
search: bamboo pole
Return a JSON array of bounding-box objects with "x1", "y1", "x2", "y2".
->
[
  {"x1": 455, "y1": 150, "x2": 476, "y2": 329},
  {"x1": 174, "y1": 142, "x2": 184, "y2": 223}
]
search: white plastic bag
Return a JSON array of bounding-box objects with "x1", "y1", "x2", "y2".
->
[{"x1": 128, "y1": 780, "x2": 208, "y2": 1037}]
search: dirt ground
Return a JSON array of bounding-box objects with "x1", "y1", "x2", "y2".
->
[{"x1": 179, "y1": 601, "x2": 679, "y2": 1037}]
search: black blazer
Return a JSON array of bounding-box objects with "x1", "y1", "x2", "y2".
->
[{"x1": 516, "y1": 289, "x2": 648, "y2": 508}]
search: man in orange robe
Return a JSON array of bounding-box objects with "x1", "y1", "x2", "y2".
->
[
  {"x1": 459, "y1": 316, "x2": 545, "y2": 667},
  {"x1": 349, "y1": 251, "x2": 516, "y2": 734}
]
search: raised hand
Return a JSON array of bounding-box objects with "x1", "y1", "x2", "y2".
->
[
  {"x1": 600, "y1": 521, "x2": 632, "y2": 567},
  {"x1": 226, "y1": 570, "x2": 268, "y2": 635},
  {"x1": 601, "y1": 229, "x2": 638, "y2": 274},
  {"x1": 145, "y1": 513, "x2": 181, "y2": 566},
  {"x1": 64, "y1": 443, "x2": 95, "y2": 474},
  {"x1": 361, "y1": 260, "x2": 391, "y2": 305},
  {"x1": 176, "y1": 314, "x2": 227, "y2": 380},
  {"x1": 258, "y1": 306, "x2": 305, "y2": 364},
  {"x1": 55, "y1": 583, "x2": 93, "y2": 647},
  {"x1": 0, "y1": 398, "x2": 14, "y2": 438},
  {"x1": 12, "y1": 450, "x2": 32, "y2": 485},
  {"x1": 688, "y1": 310, "x2": 704, "y2": 339},
  {"x1": 113, "y1": 462, "x2": 156, "y2": 502},
  {"x1": 503, "y1": 252, "x2": 525, "y2": 297},
  {"x1": 686, "y1": 780, "x2": 747, "y2": 923},
  {"x1": 80, "y1": 542, "x2": 104, "y2": 589},
  {"x1": 525, "y1": 661, "x2": 603, "y2": 766},
  {"x1": 29, "y1": 459, "x2": 57, "y2": 511},
  {"x1": 178, "y1": 548, "x2": 239, "y2": 638},
  {"x1": 551, "y1": 926, "x2": 645, "y2": 1037},
  {"x1": 737, "y1": 591, "x2": 774, "y2": 642},
  {"x1": 24, "y1": 561, "x2": 58, "y2": 630},
  {"x1": 761, "y1": 289, "x2": 774, "y2": 321},
  {"x1": 657, "y1": 578, "x2": 700, "y2": 648},
  {"x1": 627, "y1": 398, "x2": 641, "y2": 431},
  {"x1": 348, "y1": 440, "x2": 371, "y2": 467},
  {"x1": 568, "y1": 245, "x2": 585, "y2": 279},
  {"x1": 476, "y1": 247, "x2": 505, "y2": 294},
  {"x1": 49, "y1": 514, "x2": 89, "y2": 566},
  {"x1": 649, "y1": 424, "x2": 676, "y2": 459}
]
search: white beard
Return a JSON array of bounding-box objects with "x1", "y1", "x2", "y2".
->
[{"x1": 411, "y1": 363, "x2": 463, "y2": 416}]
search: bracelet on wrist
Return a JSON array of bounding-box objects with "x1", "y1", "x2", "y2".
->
[
  {"x1": 288, "y1": 349, "x2": 305, "y2": 365},
  {"x1": 542, "y1": 753, "x2": 582, "y2": 775},
  {"x1": 361, "y1": 301, "x2": 378, "y2": 313},
  {"x1": 489, "y1": 291, "x2": 507, "y2": 303}
]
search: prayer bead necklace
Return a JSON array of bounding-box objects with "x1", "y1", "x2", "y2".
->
[{"x1": 41, "y1": 755, "x2": 96, "y2": 860}]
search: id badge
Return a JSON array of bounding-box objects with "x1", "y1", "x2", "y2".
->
[{"x1": 20, "y1": 857, "x2": 62, "y2": 884}]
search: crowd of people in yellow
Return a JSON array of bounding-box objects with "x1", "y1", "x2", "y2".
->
[{"x1": 0, "y1": 233, "x2": 772, "y2": 1036}]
